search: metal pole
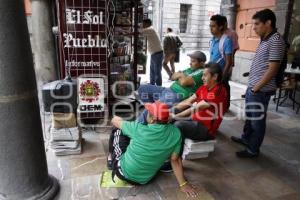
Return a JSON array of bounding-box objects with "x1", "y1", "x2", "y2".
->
[
  {"x1": 283, "y1": 0, "x2": 295, "y2": 41},
  {"x1": 158, "y1": 0, "x2": 164, "y2": 40},
  {"x1": 0, "y1": 1, "x2": 59, "y2": 199}
]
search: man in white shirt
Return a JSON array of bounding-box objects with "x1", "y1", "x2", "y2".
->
[{"x1": 141, "y1": 19, "x2": 164, "y2": 86}]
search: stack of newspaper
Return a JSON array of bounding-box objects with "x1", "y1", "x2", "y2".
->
[
  {"x1": 182, "y1": 139, "x2": 217, "y2": 160},
  {"x1": 50, "y1": 127, "x2": 82, "y2": 156}
]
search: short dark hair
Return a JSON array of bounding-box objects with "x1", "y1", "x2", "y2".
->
[
  {"x1": 210, "y1": 14, "x2": 226, "y2": 31},
  {"x1": 205, "y1": 62, "x2": 223, "y2": 83},
  {"x1": 167, "y1": 27, "x2": 173, "y2": 32},
  {"x1": 143, "y1": 19, "x2": 152, "y2": 26},
  {"x1": 222, "y1": 15, "x2": 228, "y2": 23},
  {"x1": 252, "y1": 9, "x2": 276, "y2": 29}
]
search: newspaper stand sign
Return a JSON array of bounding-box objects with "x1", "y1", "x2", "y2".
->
[
  {"x1": 56, "y1": 0, "x2": 108, "y2": 78},
  {"x1": 77, "y1": 77, "x2": 105, "y2": 113},
  {"x1": 56, "y1": 0, "x2": 109, "y2": 122}
]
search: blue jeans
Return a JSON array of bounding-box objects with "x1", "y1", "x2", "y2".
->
[
  {"x1": 242, "y1": 88, "x2": 272, "y2": 154},
  {"x1": 137, "y1": 84, "x2": 182, "y2": 123},
  {"x1": 150, "y1": 51, "x2": 163, "y2": 86}
]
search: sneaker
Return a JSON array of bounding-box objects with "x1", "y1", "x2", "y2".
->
[
  {"x1": 231, "y1": 136, "x2": 249, "y2": 147},
  {"x1": 133, "y1": 91, "x2": 144, "y2": 106},
  {"x1": 133, "y1": 91, "x2": 140, "y2": 101},
  {"x1": 236, "y1": 150, "x2": 259, "y2": 158},
  {"x1": 107, "y1": 157, "x2": 113, "y2": 170},
  {"x1": 160, "y1": 162, "x2": 173, "y2": 173}
]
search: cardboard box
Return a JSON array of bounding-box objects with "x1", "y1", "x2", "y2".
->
[{"x1": 51, "y1": 113, "x2": 77, "y2": 129}]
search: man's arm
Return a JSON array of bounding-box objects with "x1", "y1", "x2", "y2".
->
[
  {"x1": 194, "y1": 100, "x2": 211, "y2": 110},
  {"x1": 171, "y1": 72, "x2": 185, "y2": 81},
  {"x1": 223, "y1": 38, "x2": 233, "y2": 77},
  {"x1": 140, "y1": 27, "x2": 152, "y2": 37},
  {"x1": 111, "y1": 116, "x2": 123, "y2": 129},
  {"x1": 171, "y1": 71, "x2": 196, "y2": 87},
  {"x1": 252, "y1": 62, "x2": 281, "y2": 92},
  {"x1": 223, "y1": 54, "x2": 233, "y2": 77},
  {"x1": 178, "y1": 75, "x2": 195, "y2": 87},
  {"x1": 252, "y1": 37, "x2": 285, "y2": 92},
  {"x1": 171, "y1": 153, "x2": 198, "y2": 197},
  {"x1": 174, "y1": 100, "x2": 210, "y2": 119},
  {"x1": 173, "y1": 107, "x2": 193, "y2": 118},
  {"x1": 174, "y1": 94, "x2": 197, "y2": 111},
  {"x1": 233, "y1": 31, "x2": 239, "y2": 51}
]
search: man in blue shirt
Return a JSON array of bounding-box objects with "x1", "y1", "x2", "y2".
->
[{"x1": 209, "y1": 15, "x2": 233, "y2": 110}]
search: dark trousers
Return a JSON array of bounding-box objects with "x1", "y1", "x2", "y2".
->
[
  {"x1": 150, "y1": 51, "x2": 163, "y2": 86},
  {"x1": 108, "y1": 128, "x2": 140, "y2": 185},
  {"x1": 174, "y1": 119, "x2": 213, "y2": 155},
  {"x1": 223, "y1": 71, "x2": 231, "y2": 110},
  {"x1": 242, "y1": 88, "x2": 272, "y2": 154},
  {"x1": 224, "y1": 80, "x2": 230, "y2": 110}
]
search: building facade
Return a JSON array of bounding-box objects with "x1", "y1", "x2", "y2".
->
[
  {"x1": 149, "y1": 0, "x2": 221, "y2": 51},
  {"x1": 222, "y1": 0, "x2": 294, "y2": 85}
]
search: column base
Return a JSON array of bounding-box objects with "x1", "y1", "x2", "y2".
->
[
  {"x1": 0, "y1": 175, "x2": 59, "y2": 200},
  {"x1": 33, "y1": 175, "x2": 60, "y2": 200}
]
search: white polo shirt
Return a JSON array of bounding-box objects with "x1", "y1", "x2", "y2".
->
[{"x1": 141, "y1": 26, "x2": 163, "y2": 55}]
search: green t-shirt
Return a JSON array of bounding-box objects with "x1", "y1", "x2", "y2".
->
[
  {"x1": 120, "y1": 121, "x2": 182, "y2": 184},
  {"x1": 170, "y1": 68, "x2": 204, "y2": 99}
]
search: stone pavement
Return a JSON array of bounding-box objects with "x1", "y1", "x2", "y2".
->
[
  {"x1": 43, "y1": 52, "x2": 300, "y2": 199},
  {"x1": 43, "y1": 80, "x2": 300, "y2": 199}
]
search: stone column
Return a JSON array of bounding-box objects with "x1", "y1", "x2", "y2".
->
[
  {"x1": 275, "y1": 0, "x2": 294, "y2": 39},
  {"x1": 31, "y1": 0, "x2": 58, "y2": 87},
  {"x1": 220, "y1": 0, "x2": 237, "y2": 30},
  {"x1": 0, "y1": 1, "x2": 59, "y2": 200}
]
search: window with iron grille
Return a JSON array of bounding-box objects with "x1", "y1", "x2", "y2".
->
[{"x1": 179, "y1": 4, "x2": 190, "y2": 33}]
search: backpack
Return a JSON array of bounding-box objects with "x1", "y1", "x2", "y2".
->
[
  {"x1": 163, "y1": 35, "x2": 179, "y2": 53},
  {"x1": 209, "y1": 34, "x2": 228, "y2": 64},
  {"x1": 275, "y1": 40, "x2": 288, "y2": 87},
  {"x1": 175, "y1": 36, "x2": 183, "y2": 49}
]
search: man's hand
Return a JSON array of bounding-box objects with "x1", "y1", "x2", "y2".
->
[
  {"x1": 222, "y1": 70, "x2": 231, "y2": 82},
  {"x1": 111, "y1": 116, "x2": 123, "y2": 129},
  {"x1": 168, "y1": 113, "x2": 176, "y2": 123},
  {"x1": 170, "y1": 153, "x2": 199, "y2": 197},
  {"x1": 251, "y1": 88, "x2": 259, "y2": 94},
  {"x1": 170, "y1": 112, "x2": 176, "y2": 119},
  {"x1": 252, "y1": 61, "x2": 281, "y2": 92},
  {"x1": 181, "y1": 183, "x2": 198, "y2": 198},
  {"x1": 174, "y1": 94, "x2": 197, "y2": 111},
  {"x1": 171, "y1": 72, "x2": 184, "y2": 81}
]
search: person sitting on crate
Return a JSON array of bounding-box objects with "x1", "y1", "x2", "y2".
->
[
  {"x1": 171, "y1": 62, "x2": 228, "y2": 143},
  {"x1": 107, "y1": 102, "x2": 198, "y2": 197},
  {"x1": 137, "y1": 51, "x2": 206, "y2": 124}
]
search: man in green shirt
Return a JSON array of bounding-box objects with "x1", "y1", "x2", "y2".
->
[
  {"x1": 108, "y1": 102, "x2": 198, "y2": 197},
  {"x1": 137, "y1": 51, "x2": 206, "y2": 123}
]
